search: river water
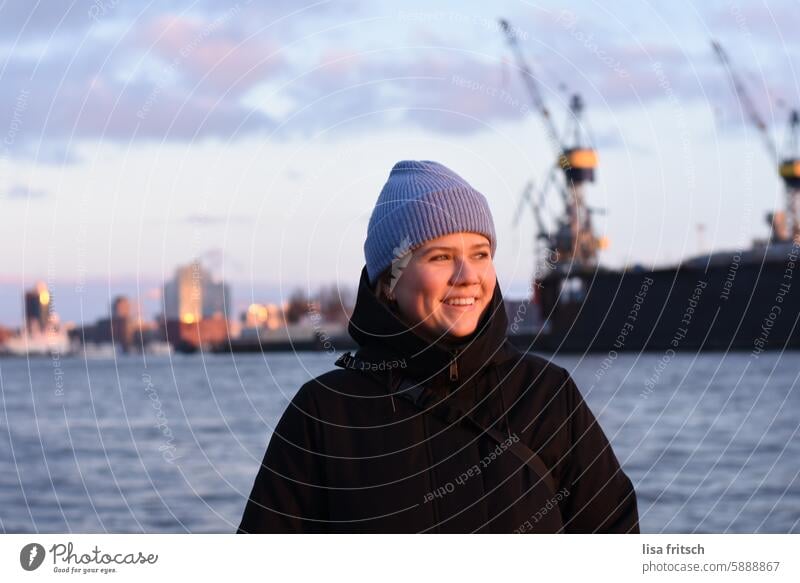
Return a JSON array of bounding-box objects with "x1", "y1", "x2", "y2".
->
[{"x1": 1, "y1": 350, "x2": 797, "y2": 533}]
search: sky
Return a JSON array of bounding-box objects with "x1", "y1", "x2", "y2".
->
[{"x1": 1, "y1": 0, "x2": 798, "y2": 326}]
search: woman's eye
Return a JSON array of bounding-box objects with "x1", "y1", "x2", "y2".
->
[
  {"x1": 431, "y1": 254, "x2": 450, "y2": 261},
  {"x1": 475, "y1": 252, "x2": 489, "y2": 259}
]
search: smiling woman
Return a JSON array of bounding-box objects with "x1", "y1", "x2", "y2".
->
[
  {"x1": 237, "y1": 160, "x2": 639, "y2": 533},
  {"x1": 377, "y1": 232, "x2": 497, "y2": 343}
]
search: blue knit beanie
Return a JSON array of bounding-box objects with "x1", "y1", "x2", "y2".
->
[{"x1": 364, "y1": 160, "x2": 497, "y2": 286}]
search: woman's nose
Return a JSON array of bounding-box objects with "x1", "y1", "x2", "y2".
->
[{"x1": 450, "y1": 257, "x2": 480, "y2": 285}]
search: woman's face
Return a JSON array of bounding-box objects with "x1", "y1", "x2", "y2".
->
[{"x1": 389, "y1": 232, "x2": 496, "y2": 342}]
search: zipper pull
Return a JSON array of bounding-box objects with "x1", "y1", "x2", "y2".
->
[{"x1": 449, "y1": 350, "x2": 460, "y2": 381}]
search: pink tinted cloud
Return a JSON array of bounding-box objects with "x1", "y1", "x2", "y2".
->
[{"x1": 142, "y1": 13, "x2": 286, "y2": 94}]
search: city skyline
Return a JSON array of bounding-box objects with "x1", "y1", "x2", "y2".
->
[
  {"x1": 0, "y1": 259, "x2": 347, "y2": 329},
  {"x1": 1, "y1": 257, "x2": 356, "y2": 356},
  {"x1": 0, "y1": 263, "x2": 363, "y2": 328}
]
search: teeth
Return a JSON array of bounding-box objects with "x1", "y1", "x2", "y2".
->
[{"x1": 444, "y1": 297, "x2": 475, "y2": 306}]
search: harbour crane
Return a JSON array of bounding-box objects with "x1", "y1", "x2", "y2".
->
[
  {"x1": 500, "y1": 18, "x2": 604, "y2": 271},
  {"x1": 712, "y1": 39, "x2": 800, "y2": 243}
]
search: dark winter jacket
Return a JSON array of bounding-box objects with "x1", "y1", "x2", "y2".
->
[{"x1": 237, "y1": 266, "x2": 639, "y2": 533}]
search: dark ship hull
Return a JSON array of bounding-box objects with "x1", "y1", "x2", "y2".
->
[{"x1": 510, "y1": 241, "x2": 800, "y2": 353}]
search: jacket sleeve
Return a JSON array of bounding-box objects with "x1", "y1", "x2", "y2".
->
[
  {"x1": 559, "y1": 371, "x2": 640, "y2": 533},
  {"x1": 237, "y1": 383, "x2": 330, "y2": 533}
]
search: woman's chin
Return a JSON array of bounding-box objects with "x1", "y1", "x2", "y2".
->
[{"x1": 440, "y1": 321, "x2": 480, "y2": 339}]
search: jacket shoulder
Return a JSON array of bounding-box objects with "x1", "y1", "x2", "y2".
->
[
  {"x1": 292, "y1": 367, "x2": 384, "y2": 406},
  {"x1": 499, "y1": 345, "x2": 571, "y2": 384},
  {"x1": 306, "y1": 367, "x2": 383, "y2": 389}
]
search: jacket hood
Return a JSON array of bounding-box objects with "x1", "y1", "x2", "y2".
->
[{"x1": 347, "y1": 265, "x2": 517, "y2": 386}]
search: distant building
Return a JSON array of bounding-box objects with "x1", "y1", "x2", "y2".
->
[
  {"x1": 163, "y1": 260, "x2": 230, "y2": 323},
  {"x1": 162, "y1": 260, "x2": 231, "y2": 351},
  {"x1": 1, "y1": 281, "x2": 71, "y2": 355},
  {"x1": 0, "y1": 325, "x2": 12, "y2": 346},
  {"x1": 163, "y1": 261, "x2": 202, "y2": 324},
  {"x1": 202, "y1": 280, "x2": 230, "y2": 319},
  {"x1": 24, "y1": 281, "x2": 52, "y2": 334},
  {"x1": 242, "y1": 302, "x2": 286, "y2": 330},
  {"x1": 68, "y1": 295, "x2": 135, "y2": 353},
  {"x1": 112, "y1": 296, "x2": 130, "y2": 319},
  {"x1": 163, "y1": 317, "x2": 230, "y2": 353},
  {"x1": 110, "y1": 295, "x2": 133, "y2": 352}
]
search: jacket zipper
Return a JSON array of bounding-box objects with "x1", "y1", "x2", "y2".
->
[
  {"x1": 449, "y1": 349, "x2": 460, "y2": 382},
  {"x1": 422, "y1": 413, "x2": 441, "y2": 532}
]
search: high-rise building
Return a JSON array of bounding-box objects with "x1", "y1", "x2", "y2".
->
[
  {"x1": 24, "y1": 281, "x2": 52, "y2": 334},
  {"x1": 202, "y1": 280, "x2": 230, "y2": 319},
  {"x1": 162, "y1": 260, "x2": 231, "y2": 352},
  {"x1": 112, "y1": 296, "x2": 131, "y2": 320},
  {"x1": 110, "y1": 295, "x2": 133, "y2": 352},
  {"x1": 163, "y1": 260, "x2": 204, "y2": 324}
]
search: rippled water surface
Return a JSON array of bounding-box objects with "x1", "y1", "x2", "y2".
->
[{"x1": 1, "y1": 351, "x2": 798, "y2": 533}]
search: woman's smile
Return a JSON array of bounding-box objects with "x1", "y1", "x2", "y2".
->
[{"x1": 442, "y1": 296, "x2": 479, "y2": 306}]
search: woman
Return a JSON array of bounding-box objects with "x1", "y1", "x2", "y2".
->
[{"x1": 237, "y1": 160, "x2": 639, "y2": 533}]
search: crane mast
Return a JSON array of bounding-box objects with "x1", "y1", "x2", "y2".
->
[
  {"x1": 712, "y1": 39, "x2": 800, "y2": 242},
  {"x1": 500, "y1": 18, "x2": 602, "y2": 269}
]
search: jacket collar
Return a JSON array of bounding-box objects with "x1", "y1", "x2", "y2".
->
[{"x1": 346, "y1": 265, "x2": 516, "y2": 386}]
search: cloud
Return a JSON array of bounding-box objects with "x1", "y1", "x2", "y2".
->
[
  {"x1": 5, "y1": 184, "x2": 47, "y2": 199},
  {"x1": 0, "y1": 0, "x2": 100, "y2": 39},
  {"x1": 277, "y1": 50, "x2": 532, "y2": 137},
  {"x1": 2, "y1": 0, "x2": 796, "y2": 164},
  {"x1": 4, "y1": 139, "x2": 83, "y2": 166},
  {"x1": 708, "y1": 2, "x2": 800, "y2": 48},
  {"x1": 284, "y1": 168, "x2": 304, "y2": 181},
  {"x1": 262, "y1": 6, "x2": 725, "y2": 139},
  {"x1": 140, "y1": 12, "x2": 287, "y2": 95},
  {"x1": 180, "y1": 213, "x2": 253, "y2": 225},
  {"x1": 0, "y1": 22, "x2": 276, "y2": 156}
]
